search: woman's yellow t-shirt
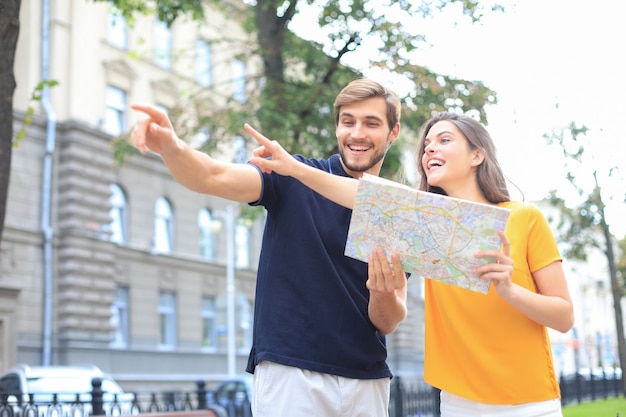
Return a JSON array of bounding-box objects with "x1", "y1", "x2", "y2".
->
[{"x1": 424, "y1": 201, "x2": 561, "y2": 404}]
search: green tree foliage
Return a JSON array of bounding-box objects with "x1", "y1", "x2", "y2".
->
[
  {"x1": 104, "y1": 0, "x2": 206, "y2": 26},
  {"x1": 103, "y1": 0, "x2": 498, "y2": 180},
  {"x1": 544, "y1": 122, "x2": 626, "y2": 395},
  {"x1": 14, "y1": 80, "x2": 59, "y2": 146}
]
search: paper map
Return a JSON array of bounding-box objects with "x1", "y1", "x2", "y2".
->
[{"x1": 345, "y1": 174, "x2": 511, "y2": 293}]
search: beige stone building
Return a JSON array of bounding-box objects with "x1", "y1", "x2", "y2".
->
[
  {"x1": 2, "y1": 0, "x2": 426, "y2": 392},
  {"x1": 3, "y1": 0, "x2": 265, "y2": 392}
]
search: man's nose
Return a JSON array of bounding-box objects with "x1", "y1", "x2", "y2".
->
[{"x1": 351, "y1": 122, "x2": 367, "y2": 138}]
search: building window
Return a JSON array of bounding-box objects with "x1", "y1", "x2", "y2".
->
[
  {"x1": 104, "y1": 86, "x2": 126, "y2": 136},
  {"x1": 232, "y1": 59, "x2": 246, "y2": 103},
  {"x1": 234, "y1": 136, "x2": 247, "y2": 164},
  {"x1": 235, "y1": 220, "x2": 250, "y2": 269},
  {"x1": 237, "y1": 294, "x2": 253, "y2": 351},
  {"x1": 108, "y1": 183, "x2": 127, "y2": 244},
  {"x1": 106, "y1": 4, "x2": 127, "y2": 49},
  {"x1": 154, "y1": 197, "x2": 173, "y2": 254},
  {"x1": 154, "y1": 19, "x2": 172, "y2": 69},
  {"x1": 201, "y1": 297, "x2": 217, "y2": 349},
  {"x1": 158, "y1": 291, "x2": 177, "y2": 348},
  {"x1": 195, "y1": 39, "x2": 212, "y2": 88},
  {"x1": 198, "y1": 209, "x2": 215, "y2": 260},
  {"x1": 110, "y1": 286, "x2": 129, "y2": 348}
]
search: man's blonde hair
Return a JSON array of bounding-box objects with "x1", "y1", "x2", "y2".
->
[{"x1": 334, "y1": 79, "x2": 401, "y2": 130}]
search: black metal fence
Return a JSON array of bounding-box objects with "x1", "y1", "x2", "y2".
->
[
  {"x1": 0, "y1": 379, "x2": 244, "y2": 417},
  {"x1": 389, "y1": 371, "x2": 625, "y2": 416},
  {"x1": 559, "y1": 369, "x2": 624, "y2": 405},
  {"x1": 390, "y1": 377, "x2": 440, "y2": 417},
  {"x1": 1, "y1": 373, "x2": 623, "y2": 417}
]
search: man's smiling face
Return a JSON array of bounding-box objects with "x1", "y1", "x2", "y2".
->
[{"x1": 336, "y1": 97, "x2": 398, "y2": 178}]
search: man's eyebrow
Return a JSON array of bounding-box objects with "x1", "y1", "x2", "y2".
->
[{"x1": 339, "y1": 112, "x2": 384, "y2": 123}]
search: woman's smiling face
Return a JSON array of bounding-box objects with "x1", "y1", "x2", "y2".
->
[{"x1": 421, "y1": 120, "x2": 483, "y2": 196}]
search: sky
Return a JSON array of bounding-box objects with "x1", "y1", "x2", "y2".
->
[{"x1": 291, "y1": 0, "x2": 626, "y2": 238}]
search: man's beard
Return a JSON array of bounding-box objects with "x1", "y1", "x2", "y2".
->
[{"x1": 338, "y1": 141, "x2": 389, "y2": 174}]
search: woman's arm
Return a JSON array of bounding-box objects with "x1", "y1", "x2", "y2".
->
[
  {"x1": 474, "y1": 230, "x2": 574, "y2": 333},
  {"x1": 504, "y1": 261, "x2": 574, "y2": 333},
  {"x1": 245, "y1": 124, "x2": 358, "y2": 209}
]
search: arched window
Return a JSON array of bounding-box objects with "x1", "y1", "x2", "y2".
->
[
  {"x1": 154, "y1": 197, "x2": 173, "y2": 253},
  {"x1": 198, "y1": 208, "x2": 215, "y2": 260},
  {"x1": 108, "y1": 184, "x2": 127, "y2": 244}
]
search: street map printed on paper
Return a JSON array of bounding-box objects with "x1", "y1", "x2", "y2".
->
[{"x1": 345, "y1": 174, "x2": 511, "y2": 294}]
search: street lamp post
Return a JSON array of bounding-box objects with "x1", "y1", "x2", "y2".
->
[{"x1": 213, "y1": 203, "x2": 238, "y2": 378}]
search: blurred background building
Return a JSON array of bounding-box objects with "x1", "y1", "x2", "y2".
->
[{"x1": 1, "y1": 0, "x2": 426, "y2": 392}]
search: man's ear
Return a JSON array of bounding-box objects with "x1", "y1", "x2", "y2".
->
[{"x1": 387, "y1": 123, "x2": 401, "y2": 148}]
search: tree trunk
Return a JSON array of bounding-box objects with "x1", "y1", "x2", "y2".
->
[
  {"x1": 254, "y1": 0, "x2": 292, "y2": 85},
  {"x1": 254, "y1": 0, "x2": 294, "y2": 113},
  {"x1": 603, "y1": 221, "x2": 626, "y2": 395},
  {"x1": 0, "y1": 0, "x2": 21, "y2": 244}
]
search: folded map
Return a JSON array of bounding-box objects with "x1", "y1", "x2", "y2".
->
[{"x1": 345, "y1": 174, "x2": 511, "y2": 293}]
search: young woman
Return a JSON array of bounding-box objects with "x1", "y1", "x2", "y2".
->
[{"x1": 246, "y1": 112, "x2": 574, "y2": 417}]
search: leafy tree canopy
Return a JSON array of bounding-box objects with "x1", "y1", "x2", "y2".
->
[
  {"x1": 102, "y1": 0, "x2": 500, "y2": 180},
  {"x1": 544, "y1": 122, "x2": 625, "y2": 258}
]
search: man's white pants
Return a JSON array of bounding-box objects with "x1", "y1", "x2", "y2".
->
[{"x1": 251, "y1": 361, "x2": 390, "y2": 417}]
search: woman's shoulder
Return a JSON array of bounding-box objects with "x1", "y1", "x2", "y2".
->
[
  {"x1": 499, "y1": 200, "x2": 543, "y2": 215},
  {"x1": 499, "y1": 201, "x2": 550, "y2": 226}
]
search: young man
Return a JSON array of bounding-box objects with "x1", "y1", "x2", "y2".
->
[{"x1": 130, "y1": 79, "x2": 408, "y2": 417}]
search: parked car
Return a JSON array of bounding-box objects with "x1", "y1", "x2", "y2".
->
[
  {"x1": 206, "y1": 375, "x2": 253, "y2": 414},
  {"x1": 576, "y1": 366, "x2": 623, "y2": 380},
  {"x1": 0, "y1": 364, "x2": 135, "y2": 415}
]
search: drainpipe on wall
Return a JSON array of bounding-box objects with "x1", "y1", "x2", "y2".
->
[{"x1": 40, "y1": 0, "x2": 56, "y2": 367}]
